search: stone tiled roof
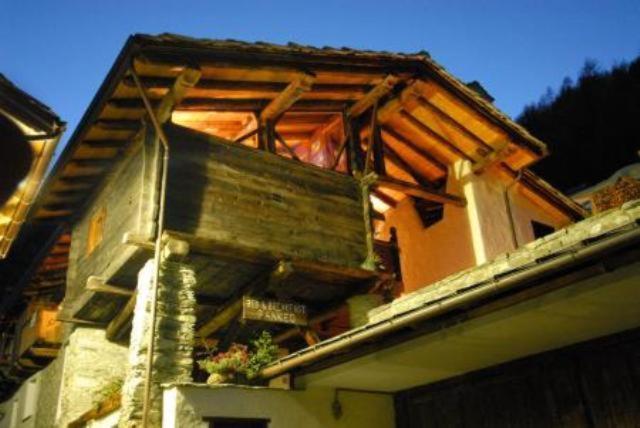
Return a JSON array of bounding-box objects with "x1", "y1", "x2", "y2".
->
[{"x1": 369, "y1": 198, "x2": 640, "y2": 323}]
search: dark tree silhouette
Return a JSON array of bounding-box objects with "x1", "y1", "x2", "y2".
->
[{"x1": 517, "y1": 56, "x2": 640, "y2": 193}]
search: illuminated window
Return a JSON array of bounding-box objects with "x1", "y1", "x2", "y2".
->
[{"x1": 87, "y1": 207, "x2": 106, "y2": 255}]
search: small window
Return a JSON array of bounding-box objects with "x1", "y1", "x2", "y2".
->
[
  {"x1": 206, "y1": 417, "x2": 270, "y2": 428},
  {"x1": 531, "y1": 220, "x2": 555, "y2": 239},
  {"x1": 413, "y1": 198, "x2": 444, "y2": 228},
  {"x1": 87, "y1": 207, "x2": 106, "y2": 255}
]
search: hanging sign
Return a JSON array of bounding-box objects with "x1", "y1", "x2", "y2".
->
[{"x1": 242, "y1": 296, "x2": 307, "y2": 326}]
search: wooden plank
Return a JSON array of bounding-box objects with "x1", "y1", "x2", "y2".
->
[
  {"x1": 472, "y1": 141, "x2": 512, "y2": 174},
  {"x1": 347, "y1": 74, "x2": 399, "y2": 118},
  {"x1": 381, "y1": 127, "x2": 447, "y2": 173},
  {"x1": 164, "y1": 125, "x2": 369, "y2": 267},
  {"x1": 86, "y1": 276, "x2": 134, "y2": 297},
  {"x1": 259, "y1": 74, "x2": 316, "y2": 122},
  {"x1": 376, "y1": 176, "x2": 465, "y2": 206},
  {"x1": 29, "y1": 347, "x2": 59, "y2": 358},
  {"x1": 383, "y1": 144, "x2": 433, "y2": 189},
  {"x1": 416, "y1": 96, "x2": 494, "y2": 154},
  {"x1": 154, "y1": 67, "x2": 202, "y2": 123},
  {"x1": 105, "y1": 293, "x2": 137, "y2": 342},
  {"x1": 398, "y1": 111, "x2": 475, "y2": 162},
  {"x1": 197, "y1": 298, "x2": 243, "y2": 338},
  {"x1": 377, "y1": 81, "x2": 423, "y2": 124}
]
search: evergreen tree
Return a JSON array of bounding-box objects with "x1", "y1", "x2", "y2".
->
[{"x1": 518, "y1": 56, "x2": 640, "y2": 193}]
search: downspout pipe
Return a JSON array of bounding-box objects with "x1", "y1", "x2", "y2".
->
[
  {"x1": 261, "y1": 223, "x2": 640, "y2": 378},
  {"x1": 130, "y1": 68, "x2": 171, "y2": 428}
]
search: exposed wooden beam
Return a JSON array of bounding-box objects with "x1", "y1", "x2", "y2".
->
[
  {"x1": 377, "y1": 81, "x2": 423, "y2": 124},
  {"x1": 196, "y1": 264, "x2": 275, "y2": 339},
  {"x1": 347, "y1": 74, "x2": 399, "y2": 118},
  {"x1": 155, "y1": 67, "x2": 202, "y2": 123},
  {"x1": 381, "y1": 127, "x2": 447, "y2": 173},
  {"x1": 105, "y1": 293, "x2": 137, "y2": 343},
  {"x1": 123, "y1": 76, "x2": 369, "y2": 97},
  {"x1": 376, "y1": 176, "x2": 465, "y2": 206},
  {"x1": 259, "y1": 74, "x2": 316, "y2": 122},
  {"x1": 415, "y1": 96, "x2": 494, "y2": 154},
  {"x1": 273, "y1": 130, "x2": 301, "y2": 161},
  {"x1": 113, "y1": 98, "x2": 349, "y2": 113},
  {"x1": 86, "y1": 276, "x2": 134, "y2": 297},
  {"x1": 383, "y1": 144, "x2": 433, "y2": 189},
  {"x1": 472, "y1": 141, "x2": 512, "y2": 174},
  {"x1": 93, "y1": 119, "x2": 141, "y2": 131},
  {"x1": 398, "y1": 111, "x2": 475, "y2": 162},
  {"x1": 372, "y1": 189, "x2": 398, "y2": 208},
  {"x1": 68, "y1": 158, "x2": 115, "y2": 168},
  {"x1": 197, "y1": 299, "x2": 244, "y2": 339},
  {"x1": 82, "y1": 139, "x2": 128, "y2": 149}
]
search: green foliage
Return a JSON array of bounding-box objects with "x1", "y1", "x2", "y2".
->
[
  {"x1": 245, "y1": 331, "x2": 279, "y2": 379},
  {"x1": 92, "y1": 377, "x2": 123, "y2": 410},
  {"x1": 197, "y1": 331, "x2": 279, "y2": 382},
  {"x1": 518, "y1": 56, "x2": 640, "y2": 193}
]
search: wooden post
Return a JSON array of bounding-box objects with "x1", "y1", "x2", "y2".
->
[{"x1": 346, "y1": 114, "x2": 365, "y2": 176}]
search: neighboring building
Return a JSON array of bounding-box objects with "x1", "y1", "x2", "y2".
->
[
  {"x1": 0, "y1": 75, "x2": 64, "y2": 410},
  {"x1": 0, "y1": 34, "x2": 638, "y2": 428},
  {"x1": 572, "y1": 163, "x2": 640, "y2": 213}
]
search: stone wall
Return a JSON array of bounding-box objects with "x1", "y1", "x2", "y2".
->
[
  {"x1": 120, "y1": 257, "x2": 196, "y2": 427},
  {"x1": 34, "y1": 353, "x2": 64, "y2": 428},
  {"x1": 57, "y1": 327, "x2": 128, "y2": 427}
]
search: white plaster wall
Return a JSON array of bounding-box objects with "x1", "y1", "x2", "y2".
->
[
  {"x1": 0, "y1": 374, "x2": 41, "y2": 428},
  {"x1": 164, "y1": 385, "x2": 395, "y2": 428}
]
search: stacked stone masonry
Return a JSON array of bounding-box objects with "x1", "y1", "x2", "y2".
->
[{"x1": 120, "y1": 258, "x2": 197, "y2": 427}]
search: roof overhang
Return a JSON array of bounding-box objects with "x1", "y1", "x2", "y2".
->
[
  {"x1": 35, "y1": 33, "x2": 580, "y2": 225},
  {"x1": 299, "y1": 257, "x2": 640, "y2": 392},
  {"x1": 0, "y1": 75, "x2": 64, "y2": 258}
]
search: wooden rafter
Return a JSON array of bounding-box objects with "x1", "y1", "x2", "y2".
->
[
  {"x1": 472, "y1": 141, "x2": 512, "y2": 174},
  {"x1": 259, "y1": 74, "x2": 316, "y2": 122},
  {"x1": 383, "y1": 144, "x2": 433, "y2": 189},
  {"x1": 381, "y1": 127, "x2": 447, "y2": 173},
  {"x1": 415, "y1": 96, "x2": 494, "y2": 154},
  {"x1": 398, "y1": 111, "x2": 475, "y2": 162},
  {"x1": 86, "y1": 276, "x2": 134, "y2": 297},
  {"x1": 347, "y1": 74, "x2": 399, "y2": 118},
  {"x1": 154, "y1": 67, "x2": 202, "y2": 123},
  {"x1": 372, "y1": 188, "x2": 398, "y2": 208},
  {"x1": 375, "y1": 176, "x2": 465, "y2": 206},
  {"x1": 196, "y1": 264, "x2": 278, "y2": 339}
]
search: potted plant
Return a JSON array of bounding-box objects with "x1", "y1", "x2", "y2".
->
[{"x1": 198, "y1": 331, "x2": 278, "y2": 385}]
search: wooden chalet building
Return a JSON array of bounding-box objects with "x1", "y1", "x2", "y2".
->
[{"x1": 0, "y1": 34, "x2": 639, "y2": 427}]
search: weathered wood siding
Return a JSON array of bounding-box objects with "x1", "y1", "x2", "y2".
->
[
  {"x1": 395, "y1": 328, "x2": 640, "y2": 428},
  {"x1": 164, "y1": 124, "x2": 368, "y2": 268},
  {"x1": 65, "y1": 137, "x2": 149, "y2": 308}
]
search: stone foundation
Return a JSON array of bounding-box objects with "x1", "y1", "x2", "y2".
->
[
  {"x1": 120, "y1": 256, "x2": 197, "y2": 427},
  {"x1": 58, "y1": 327, "x2": 128, "y2": 427}
]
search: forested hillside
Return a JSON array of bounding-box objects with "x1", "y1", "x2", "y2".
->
[{"x1": 518, "y1": 57, "x2": 640, "y2": 193}]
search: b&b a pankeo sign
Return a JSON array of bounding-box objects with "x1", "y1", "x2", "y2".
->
[{"x1": 242, "y1": 297, "x2": 307, "y2": 326}]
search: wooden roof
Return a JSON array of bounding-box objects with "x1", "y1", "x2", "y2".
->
[
  {"x1": 0, "y1": 74, "x2": 65, "y2": 259},
  {"x1": 33, "y1": 33, "x2": 585, "y2": 225}
]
